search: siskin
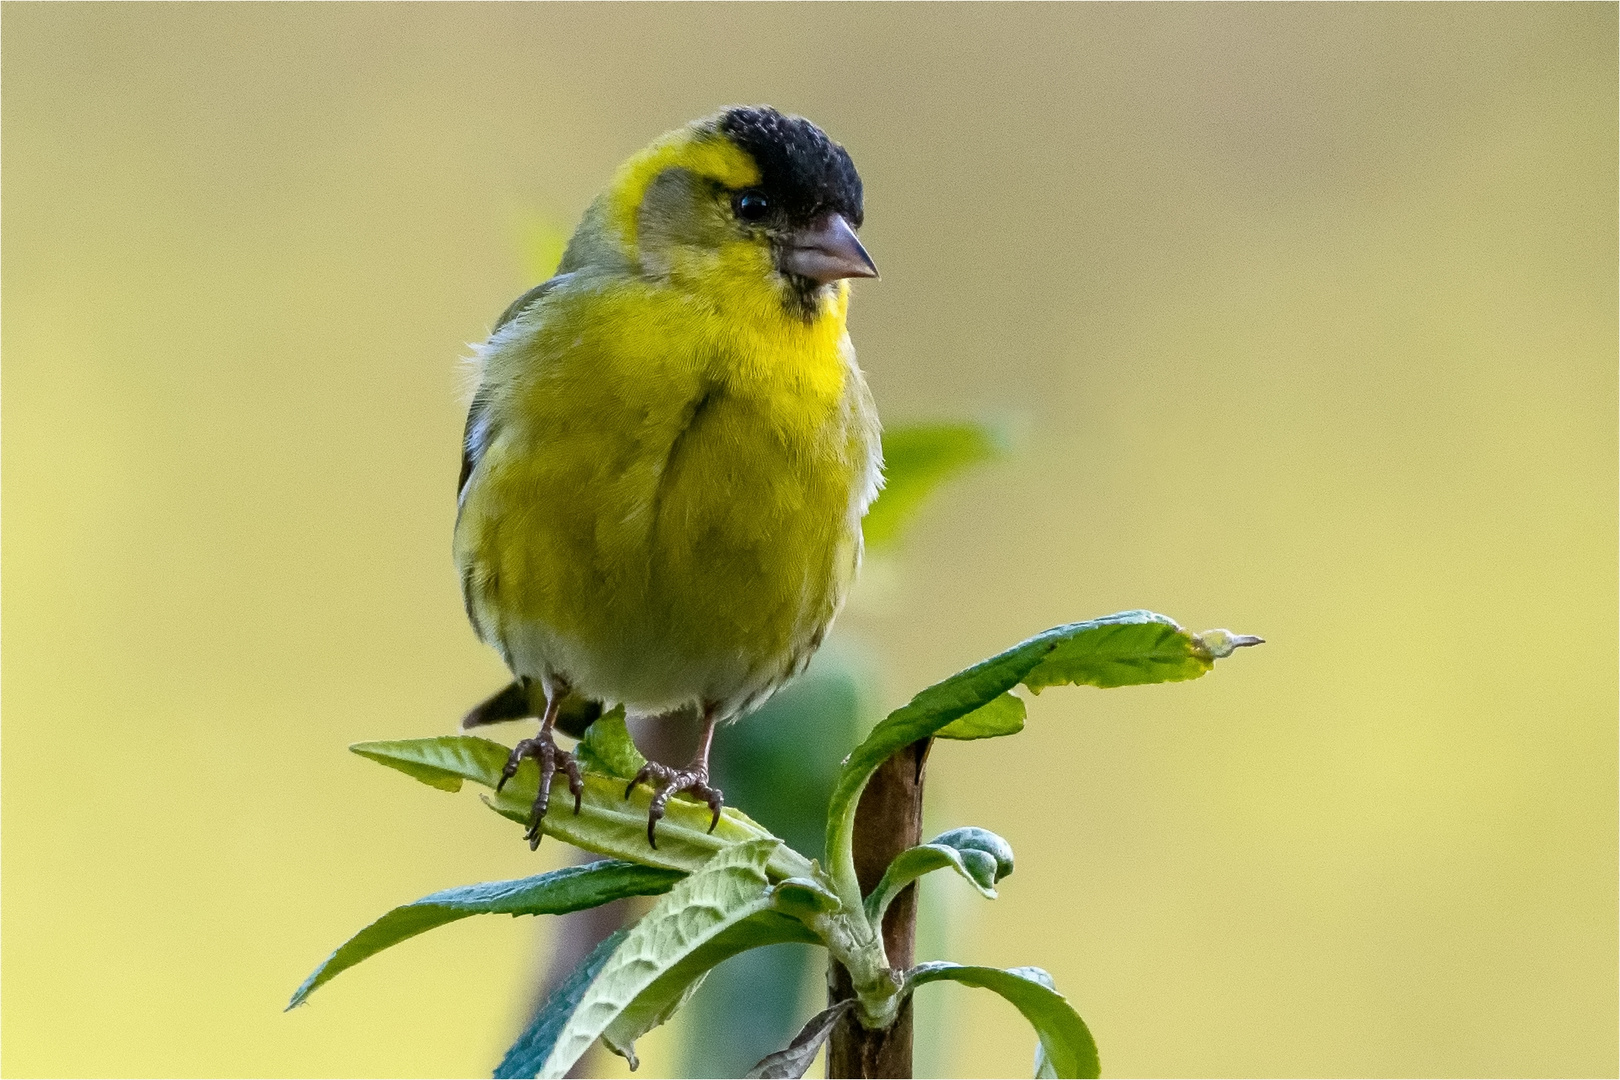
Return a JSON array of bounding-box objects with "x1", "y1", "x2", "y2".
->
[{"x1": 454, "y1": 107, "x2": 882, "y2": 848}]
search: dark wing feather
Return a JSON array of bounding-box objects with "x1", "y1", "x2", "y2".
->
[
  {"x1": 492, "y1": 276, "x2": 567, "y2": 336},
  {"x1": 461, "y1": 679, "x2": 602, "y2": 739},
  {"x1": 458, "y1": 276, "x2": 568, "y2": 503}
]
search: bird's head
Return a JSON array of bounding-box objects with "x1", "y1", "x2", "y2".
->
[{"x1": 576, "y1": 106, "x2": 877, "y2": 321}]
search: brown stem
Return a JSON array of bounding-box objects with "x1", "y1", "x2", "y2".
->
[{"x1": 826, "y1": 738, "x2": 932, "y2": 1079}]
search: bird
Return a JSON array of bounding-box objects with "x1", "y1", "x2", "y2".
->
[{"x1": 453, "y1": 106, "x2": 882, "y2": 849}]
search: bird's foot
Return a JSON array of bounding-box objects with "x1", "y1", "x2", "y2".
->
[
  {"x1": 495, "y1": 731, "x2": 584, "y2": 850},
  {"x1": 624, "y1": 761, "x2": 724, "y2": 849}
]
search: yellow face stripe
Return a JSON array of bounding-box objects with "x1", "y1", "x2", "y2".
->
[{"x1": 606, "y1": 129, "x2": 761, "y2": 254}]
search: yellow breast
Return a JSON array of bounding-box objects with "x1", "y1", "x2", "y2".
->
[{"x1": 455, "y1": 272, "x2": 881, "y2": 717}]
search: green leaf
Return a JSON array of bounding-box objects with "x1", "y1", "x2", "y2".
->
[
  {"x1": 352, "y1": 736, "x2": 816, "y2": 881},
  {"x1": 601, "y1": 910, "x2": 819, "y2": 1069},
  {"x1": 865, "y1": 827, "x2": 1015, "y2": 924},
  {"x1": 744, "y1": 1000, "x2": 855, "y2": 1079},
  {"x1": 825, "y1": 611, "x2": 1260, "y2": 913},
  {"x1": 532, "y1": 839, "x2": 786, "y2": 1078},
  {"x1": 771, "y1": 876, "x2": 843, "y2": 920},
  {"x1": 572, "y1": 708, "x2": 646, "y2": 780},
  {"x1": 864, "y1": 422, "x2": 1001, "y2": 551},
  {"x1": 937, "y1": 691, "x2": 1026, "y2": 740},
  {"x1": 352, "y1": 734, "x2": 510, "y2": 792},
  {"x1": 1022, "y1": 612, "x2": 1262, "y2": 692},
  {"x1": 906, "y1": 963, "x2": 1098, "y2": 1079},
  {"x1": 930, "y1": 827, "x2": 1016, "y2": 883},
  {"x1": 496, "y1": 927, "x2": 629, "y2": 1080},
  {"x1": 287, "y1": 861, "x2": 680, "y2": 1010}
]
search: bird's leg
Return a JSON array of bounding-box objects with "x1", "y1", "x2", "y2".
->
[
  {"x1": 494, "y1": 678, "x2": 585, "y2": 850},
  {"x1": 624, "y1": 704, "x2": 725, "y2": 849}
]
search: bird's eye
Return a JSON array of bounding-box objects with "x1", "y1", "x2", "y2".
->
[{"x1": 735, "y1": 190, "x2": 770, "y2": 222}]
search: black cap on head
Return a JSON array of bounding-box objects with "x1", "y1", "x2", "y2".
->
[{"x1": 718, "y1": 106, "x2": 864, "y2": 228}]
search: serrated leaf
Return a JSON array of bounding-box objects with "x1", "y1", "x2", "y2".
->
[
  {"x1": 287, "y1": 861, "x2": 680, "y2": 1009},
  {"x1": 865, "y1": 827, "x2": 1015, "y2": 923},
  {"x1": 496, "y1": 927, "x2": 629, "y2": 1080},
  {"x1": 906, "y1": 963, "x2": 1098, "y2": 1079},
  {"x1": 352, "y1": 736, "x2": 815, "y2": 881},
  {"x1": 864, "y1": 422, "x2": 1001, "y2": 551},
  {"x1": 937, "y1": 691, "x2": 1026, "y2": 740},
  {"x1": 824, "y1": 612, "x2": 1259, "y2": 912},
  {"x1": 744, "y1": 1000, "x2": 855, "y2": 1079},
  {"x1": 601, "y1": 910, "x2": 819, "y2": 1069},
  {"x1": 572, "y1": 708, "x2": 646, "y2": 780},
  {"x1": 531, "y1": 839, "x2": 784, "y2": 1079}
]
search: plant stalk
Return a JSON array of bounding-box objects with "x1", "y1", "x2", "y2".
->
[{"x1": 826, "y1": 737, "x2": 932, "y2": 1078}]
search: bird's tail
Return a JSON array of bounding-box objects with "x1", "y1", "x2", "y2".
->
[
  {"x1": 461, "y1": 679, "x2": 602, "y2": 740},
  {"x1": 461, "y1": 680, "x2": 533, "y2": 729}
]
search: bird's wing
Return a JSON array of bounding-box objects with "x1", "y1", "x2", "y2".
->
[
  {"x1": 458, "y1": 275, "x2": 568, "y2": 503},
  {"x1": 492, "y1": 276, "x2": 567, "y2": 336}
]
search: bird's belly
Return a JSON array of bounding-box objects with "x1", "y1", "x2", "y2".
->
[{"x1": 467, "y1": 391, "x2": 860, "y2": 716}]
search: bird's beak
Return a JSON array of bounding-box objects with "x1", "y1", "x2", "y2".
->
[{"x1": 782, "y1": 213, "x2": 879, "y2": 284}]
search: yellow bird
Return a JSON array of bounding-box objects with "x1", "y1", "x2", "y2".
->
[{"x1": 454, "y1": 107, "x2": 882, "y2": 848}]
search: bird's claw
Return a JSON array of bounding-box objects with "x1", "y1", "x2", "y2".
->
[
  {"x1": 498, "y1": 733, "x2": 584, "y2": 850},
  {"x1": 625, "y1": 761, "x2": 724, "y2": 849}
]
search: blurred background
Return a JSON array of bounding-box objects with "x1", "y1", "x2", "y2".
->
[{"x1": 3, "y1": 4, "x2": 1614, "y2": 1077}]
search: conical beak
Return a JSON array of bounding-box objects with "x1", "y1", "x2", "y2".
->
[{"x1": 781, "y1": 213, "x2": 879, "y2": 284}]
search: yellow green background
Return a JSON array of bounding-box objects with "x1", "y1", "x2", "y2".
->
[{"x1": 4, "y1": 4, "x2": 1614, "y2": 1077}]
